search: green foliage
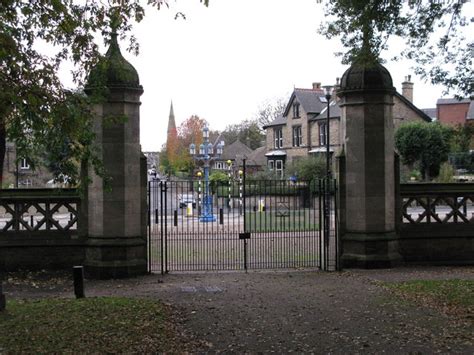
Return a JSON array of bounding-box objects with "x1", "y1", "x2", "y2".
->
[
  {"x1": 435, "y1": 162, "x2": 455, "y2": 183},
  {"x1": 449, "y1": 123, "x2": 474, "y2": 153},
  {"x1": 221, "y1": 119, "x2": 264, "y2": 150},
  {"x1": 159, "y1": 147, "x2": 174, "y2": 176},
  {"x1": 246, "y1": 168, "x2": 282, "y2": 181},
  {"x1": 395, "y1": 122, "x2": 452, "y2": 180},
  {"x1": 320, "y1": 0, "x2": 473, "y2": 96},
  {"x1": 409, "y1": 169, "x2": 422, "y2": 182},
  {"x1": 285, "y1": 156, "x2": 327, "y2": 181},
  {"x1": 0, "y1": 0, "x2": 209, "y2": 187},
  {"x1": 209, "y1": 170, "x2": 229, "y2": 192}
]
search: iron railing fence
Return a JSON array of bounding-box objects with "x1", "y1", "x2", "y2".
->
[{"x1": 148, "y1": 178, "x2": 338, "y2": 273}]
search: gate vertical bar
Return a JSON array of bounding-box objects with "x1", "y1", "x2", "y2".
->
[
  {"x1": 147, "y1": 180, "x2": 151, "y2": 272},
  {"x1": 334, "y1": 179, "x2": 340, "y2": 271},
  {"x1": 325, "y1": 178, "x2": 329, "y2": 270},
  {"x1": 164, "y1": 181, "x2": 168, "y2": 273},
  {"x1": 318, "y1": 179, "x2": 322, "y2": 270},
  {"x1": 243, "y1": 158, "x2": 248, "y2": 272},
  {"x1": 160, "y1": 181, "x2": 164, "y2": 275}
]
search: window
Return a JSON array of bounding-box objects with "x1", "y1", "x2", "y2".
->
[
  {"x1": 274, "y1": 128, "x2": 283, "y2": 149},
  {"x1": 292, "y1": 102, "x2": 300, "y2": 118},
  {"x1": 269, "y1": 159, "x2": 284, "y2": 177},
  {"x1": 268, "y1": 160, "x2": 275, "y2": 171},
  {"x1": 20, "y1": 179, "x2": 32, "y2": 187},
  {"x1": 20, "y1": 158, "x2": 30, "y2": 170},
  {"x1": 292, "y1": 126, "x2": 302, "y2": 147},
  {"x1": 275, "y1": 160, "x2": 284, "y2": 178},
  {"x1": 319, "y1": 123, "x2": 327, "y2": 146}
]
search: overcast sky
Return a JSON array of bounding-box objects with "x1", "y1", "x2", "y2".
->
[{"x1": 92, "y1": 0, "x2": 461, "y2": 151}]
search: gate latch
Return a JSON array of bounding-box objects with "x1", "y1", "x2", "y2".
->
[{"x1": 239, "y1": 232, "x2": 251, "y2": 240}]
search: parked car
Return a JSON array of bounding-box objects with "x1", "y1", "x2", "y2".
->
[{"x1": 178, "y1": 194, "x2": 196, "y2": 208}]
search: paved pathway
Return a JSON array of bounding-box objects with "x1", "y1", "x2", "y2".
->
[{"x1": 4, "y1": 267, "x2": 474, "y2": 353}]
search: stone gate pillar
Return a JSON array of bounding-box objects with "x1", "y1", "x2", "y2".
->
[
  {"x1": 337, "y1": 61, "x2": 401, "y2": 268},
  {"x1": 84, "y1": 31, "x2": 147, "y2": 278}
]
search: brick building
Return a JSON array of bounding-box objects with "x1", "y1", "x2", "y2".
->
[
  {"x1": 263, "y1": 77, "x2": 431, "y2": 176},
  {"x1": 436, "y1": 98, "x2": 473, "y2": 126}
]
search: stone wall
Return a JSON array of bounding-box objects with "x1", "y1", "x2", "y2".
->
[{"x1": 396, "y1": 182, "x2": 474, "y2": 265}]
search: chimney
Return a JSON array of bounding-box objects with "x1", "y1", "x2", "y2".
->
[
  {"x1": 312, "y1": 82, "x2": 324, "y2": 94},
  {"x1": 334, "y1": 77, "x2": 341, "y2": 102},
  {"x1": 402, "y1": 75, "x2": 414, "y2": 103}
]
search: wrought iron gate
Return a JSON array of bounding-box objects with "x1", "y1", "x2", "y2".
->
[{"x1": 147, "y1": 177, "x2": 338, "y2": 273}]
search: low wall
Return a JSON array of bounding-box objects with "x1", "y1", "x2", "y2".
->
[
  {"x1": 0, "y1": 188, "x2": 86, "y2": 271},
  {"x1": 397, "y1": 183, "x2": 474, "y2": 265}
]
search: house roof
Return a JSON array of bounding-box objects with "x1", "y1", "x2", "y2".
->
[
  {"x1": 422, "y1": 108, "x2": 437, "y2": 120},
  {"x1": 313, "y1": 101, "x2": 341, "y2": 120},
  {"x1": 262, "y1": 115, "x2": 286, "y2": 129},
  {"x1": 246, "y1": 146, "x2": 267, "y2": 167},
  {"x1": 220, "y1": 140, "x2": 253, "y2": 161},
  {"x1": 437, "y1": 98, "x2": 471, "y2": 105},
  {"x1": 284, "y1": 88, "x2": 328, "y2": 116},
  {"x1": 313, "y1": 92, "x2": 431, "y2": 122}
]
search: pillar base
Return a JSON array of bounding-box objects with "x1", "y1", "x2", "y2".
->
[
  {"x1": 341, "y1": 231, "x2": 402, "y2": 269},
  {"x1": 84, "y1": 236, "x2": 147, "y2": 279}
]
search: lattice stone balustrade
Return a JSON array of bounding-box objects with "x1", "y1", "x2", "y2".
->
[
  {"x1": 0, "y1": 189, "x2": 82, "y2": 236},
  {"x1": 399, "y1": 183, "x2": 474, "y2": 225}
]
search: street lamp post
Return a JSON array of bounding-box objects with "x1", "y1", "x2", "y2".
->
[
  {"x1": 323, "y1": 86, "x2": 332, "y2": 179},
  {"x1": 322, "y1": 85, "x2": 333, "y2": 270},
  {"x1": 189, "y1": 126, "x2": 223, "y2": 222}
]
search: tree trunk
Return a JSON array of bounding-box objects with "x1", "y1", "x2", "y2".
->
[{"x1": 0, "y1": 120, "x2": 5, "y2": 189}]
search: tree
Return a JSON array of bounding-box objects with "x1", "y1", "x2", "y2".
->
[
  {"x1": 221, "y1": 119, "x2": 264, "y2": 150},
  {"x1": 320, "y1": 0, "x2": 473, "y2": 96},
  {"x1": 395, "y1": 122, "x2": 452, "y2": 180},
  {"x1": 164, "y1": 115, "x2": 207, "y2": 174},
  {"x1": 449, "y1": 122, "x2": 474, "y2": 153},
  {"x1": 285, "y1": 156, "x2": 326, "y2": 181},
  {"x1": 255, "y1": 98, "x2": 287, "y2": 129},
  {"x1": 0, "y1": 0, "x2": 208, "y2": 187}
]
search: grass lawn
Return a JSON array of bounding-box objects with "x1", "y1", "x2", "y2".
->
[
  {"x1": 384, "y1": 279, "x2": 474, "y2": 319},
  {"x1": 0, "y1": 297, "x2": 197, "y2": 353},
  {"x1": 245, "y1": 210, "x2": 318, "y2": 232}
]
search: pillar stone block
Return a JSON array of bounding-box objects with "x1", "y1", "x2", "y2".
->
[
  {"x1": 337, "y1": 61, "x2": 402, "y2": 268},
  {"x1": 83, "y1": 30, "x2": 147, "y2": 279}
]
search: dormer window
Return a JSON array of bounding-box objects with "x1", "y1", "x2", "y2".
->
[
  {"x1": 20, "y1": 158, "x2": 30, "y2": 170},
  {"x1": 292, "y1": 102, "x2": 300, "y2": 118}
]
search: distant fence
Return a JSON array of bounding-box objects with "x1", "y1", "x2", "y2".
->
[
  {"x1": 0, "y1": 189, "x2": 86, "y2": 271},
  {"x1": 397, "y1": 183, "x2": 474, "y2": 265}
]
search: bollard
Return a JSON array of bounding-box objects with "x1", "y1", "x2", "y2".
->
[
  {"x1": 186, "y1": 202, "x2": 193, "y2": 217},
  {"x1": 73, "y1": 266, "x2": 85, "y2": 299},
  {"x1": 0, "y1": 282, "x2": 6, "y2": 311}
]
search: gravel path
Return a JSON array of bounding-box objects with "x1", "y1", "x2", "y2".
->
[{"x1": 3, "y1": 267, "x2": 474, "y2": 353}]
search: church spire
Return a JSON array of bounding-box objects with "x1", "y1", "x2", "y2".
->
[{"x1": 167, "y1": 101, "x2": 176, "y2": 134}]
